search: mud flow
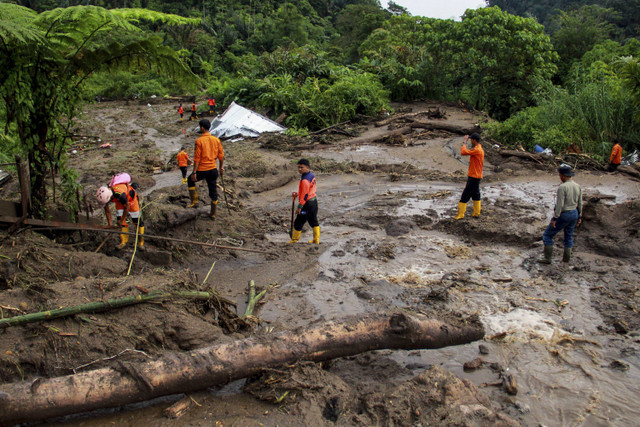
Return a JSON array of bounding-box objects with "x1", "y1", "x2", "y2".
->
[{"x1": 1, "y1": 100, "x2": 639, "y2": 426}]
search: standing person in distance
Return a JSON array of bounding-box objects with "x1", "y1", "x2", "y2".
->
[
  {"x1": 208, "y1": 96, "x2": 215, "y2": 116},
  {"x1": 187, "y1": 119, "x2": 225, "y2": 220},
  {"x1": 176, "y1": 147, "x2": 190, "y2": 184},
  {"x1": 607, "y1": 139, "x2": 622, "y2": 172},
  {"x1": 538, "y1": 164, "x2": 583, "y2": 264},
  {"x1": 177, "y1": 103, "x2": 184, "y2": 121},
  {"x1": 455, "y1": 132, "x2": 484, "y2": 219},
  {"x1": 290, "y1": 158, "x2": 320, "y2": 244},
  {"x1": 189, "y1": 101, "x2": 198, "y2": 121}
]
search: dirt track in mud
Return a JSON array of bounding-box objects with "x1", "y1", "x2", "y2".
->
[{"x1": 1, "y1": 100, "x2": 640, "y2": 426}]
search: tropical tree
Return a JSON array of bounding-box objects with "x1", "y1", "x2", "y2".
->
[
  {"x1": 549, "y1": 5, "x2": 620, "y2": 81},
  {"x1": 454, "y1": 7, "x2": 558, "y2": 119},
  {"x1": 0, "y1": 4, "x2": 198, "y2": 216}
]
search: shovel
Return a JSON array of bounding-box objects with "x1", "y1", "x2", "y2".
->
[{"x1": 289, "y1": 194, "x2": 296, "y2": 238}]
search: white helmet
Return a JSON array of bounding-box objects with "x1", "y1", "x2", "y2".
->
[{"x1": 96, "y1": 186, "x2": 113, "y2": 206}]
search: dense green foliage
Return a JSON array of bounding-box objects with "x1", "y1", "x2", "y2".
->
[
  {"x1": 2, "y1": 0, "x2": 639, "y2": 213},
  {"x1": 0, "y1": 4, "x2": 197, "y2": 215}
]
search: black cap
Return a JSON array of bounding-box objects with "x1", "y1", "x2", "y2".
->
[
  {"x1": 558, "y1": 164, "x2": 575, "y2": 177},
  {"x1": 469, "y1": 132, "x2": 481, "y2": 142},
  {"x1": 297, "y1": 158, "x2": 310, "y2": 167}
]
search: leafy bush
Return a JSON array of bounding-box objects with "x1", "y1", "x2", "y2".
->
[
  {"x1": 85, "y1": 71, "x2": 188, "y2": 100},
  {"x1": 487, "y1": 72, "x2": 640, "y2": 155}
]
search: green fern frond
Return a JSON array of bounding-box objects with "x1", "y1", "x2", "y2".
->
[
  {"x1": 0, "y1": 3, "x2": 40, "y2": 50},
  {"x1": 111, "y1": 8, "x2": 201, "y2": 26}
]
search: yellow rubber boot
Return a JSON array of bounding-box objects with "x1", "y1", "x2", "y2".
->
[
  {"x1": 472, "y1": 200, "x2": 481, "y2": 217},
  {"x1": 308, "y1": 226, "x2": 320, "y2": 244},
  {"x1": 182, "y1": 177, "x2": 187, "y2": 184},
  {"x1": 137, "y1": 226, "x2": 145, "y2": 250},
  {"x1": 210, "y1": 200, "x2": 218, "y2": 219},
  {"x1": 116, "y1": 226, "x2": 129, "y2": 250},
  {"x1": 455, "y1": 202, "x2": 467, "y2": 220},
  {"x1": 289, "y1": 229, "x2": 302, "y2": 243},
  {"x1": 188, "y1": 187, "x2": 198, "y2": 207}
]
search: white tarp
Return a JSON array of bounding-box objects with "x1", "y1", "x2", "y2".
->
[{"x1": 209, "y1": 101, "x2": 286, "y2": 139}]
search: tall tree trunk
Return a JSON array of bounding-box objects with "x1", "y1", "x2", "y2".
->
[{"x1": 0, "y1": 313, "x2": 483, "y2": 424}]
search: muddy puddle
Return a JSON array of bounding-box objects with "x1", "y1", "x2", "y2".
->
[{"x1": 247, "y1": 153, "x2": 640, "y2": 425}]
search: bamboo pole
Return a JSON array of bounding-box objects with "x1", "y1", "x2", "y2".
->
[
  {"x1": 243, "y1": 280, "x2": 267, "y2": 317},
  {"x1": 0, "y1": 291, "x2": 232, "y2": 329},
  {"x1": 22, "y1": 220, "x2": 267, "y2": 254},
  {"x1": 0, "y1": 313, "x2": 484, "y2": 424}
]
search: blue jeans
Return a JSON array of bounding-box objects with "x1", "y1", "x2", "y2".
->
[{"x1": 542, "y1": 209, "x2": 579, "y2": 248}]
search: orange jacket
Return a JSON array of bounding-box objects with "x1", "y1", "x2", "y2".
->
[
  {"x1": 208, "y1": 98, "x2": 215, "y2": 106},
  {"x1": 177, "y1": 150, "x2": 189, "y2": 167},
  {"x1": 178, "y1": 106, "x2": 184, "y2": 114},
  {"x1": 191, "y1": 103, "x2": 197, "y2": 112},
  {"x1": 298, "y1": 172, "x2": 317, "y2": 207},
  {"x1": 461, "y1": 143, "x2": 484, "y2": 179},
  {"x1": 194, "y1": 132, "x2": 224, "y2": 172},
  {"x1": 610, "y1": 143, "x2": 622, "y2": 164},
  {"x1": 111, "y1": 183, "x2": 139, "y2": 213}
]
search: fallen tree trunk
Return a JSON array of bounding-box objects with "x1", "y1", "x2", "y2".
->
[
  {"x1": 0, "y1": 313, "x2": 483, "y2": 424},
  {"x1": 408, "y1": 121, "x2": 480, "y2": 135}
]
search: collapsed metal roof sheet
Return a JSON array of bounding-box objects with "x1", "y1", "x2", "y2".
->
[{"x1": 209, "y1": 101, "x2": 286, "y2": 139}]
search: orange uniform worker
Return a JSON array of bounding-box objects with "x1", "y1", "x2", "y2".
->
[
  {"x1": 189, "y1": 102, "x2": 198, "y2": 121},
  {"x1": 455, "y1": 132, "x2": 485, "y2": 219},
  {"x1": 96, "y1": 181, "x2": 145, "y2": 250},
  {"x1": 208, "y1": 97, "x2": 215, "y2": 115},
  {"x1": 289, "y1": 158, "x2": 320, "y2": 244},
  {"x1": 188, "y1": 119, "x2": 225, "y2": 220},
  {"x1": 177, "y1": 147, "x2": 190, "y2": 184},
  {"x1": 177, "y1": 103, "x2": 184, "y2": 121},
  {"x1": 608, "y1": 139, "x2": 622, "y2": 172}
]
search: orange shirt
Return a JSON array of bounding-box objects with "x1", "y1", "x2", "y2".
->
[
  {"x1": 298, "y1": 172, "x2": 317, "y2": 207},
  {"x1": 208, "y1": 98, "x2": 215, "y2": 106},
  {"x1": 111, "y1": 183, "x2": 139, "y2": 213},
  {"x1": 177, "y1": 150, "x2": 189, "y2": 167},
  {"x1": 191, "y1": 103, "x2": 197, "y2": 112},
  {"x1": 610, "y1": 143, "x2": 622, "y2": 164},
  {"x1": 461, "y1": 143, "x2": 484, "y2": 179},
  {"x1": 178, "y1": 106, "x2": 184, "y2": 114},
  {"x1": 194, "y1": 132, "x2": 224, "y2": 172}
]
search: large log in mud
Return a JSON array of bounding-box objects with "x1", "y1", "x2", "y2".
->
[
  {"x1": 0, "y1": 313, "x2": 483, "y2": 424},
  {"x1": 408, "y1": 121, "x2": 481, "y2": 135}
]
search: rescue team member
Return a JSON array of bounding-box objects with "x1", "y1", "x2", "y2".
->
[
  {"x1": 177, "y1": 147, "x2": 190, "y2": 184},
  {"x1": 208, "y1": 97, "x2": 215, "y2": 115},
  {"x1": 177, "y1": 103, "x2": 184, "y2": 121},
  {"x1": 289, "y1": 159, "x2": 320, "y2": 244},
  {"x1": 607, "y1": 139, "x2": 622, "y2": 172},
  {"x1": 96, "y1": 181, "x2": 145, "y2": 250},
  {"x1": 188, "y1": 119, "x2": 225, "y2": 220},
  {"x1": 189, "y1": 102, "x2": 198, "y2": 121},
  {"x1": 539, "y1": 164, "x2": 582, "y2": 264},
  {"x1": 455, "y1": 132, "x2": 484, "y2": 219}
]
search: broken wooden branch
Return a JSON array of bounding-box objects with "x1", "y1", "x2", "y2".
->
[
  {"x1": 0, "y1": 291, "x2": 234, "y2": 329},
  {"x1": 16, "y1": 219, "x2": 267, "y2": 253},
  {"x1": 0, "y1": 313, "x2": 483, "y2": 424}
]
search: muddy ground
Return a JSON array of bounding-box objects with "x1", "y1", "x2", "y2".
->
[{"x1": 1, "y1": 99, "x2": 639, "y2": 426}]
